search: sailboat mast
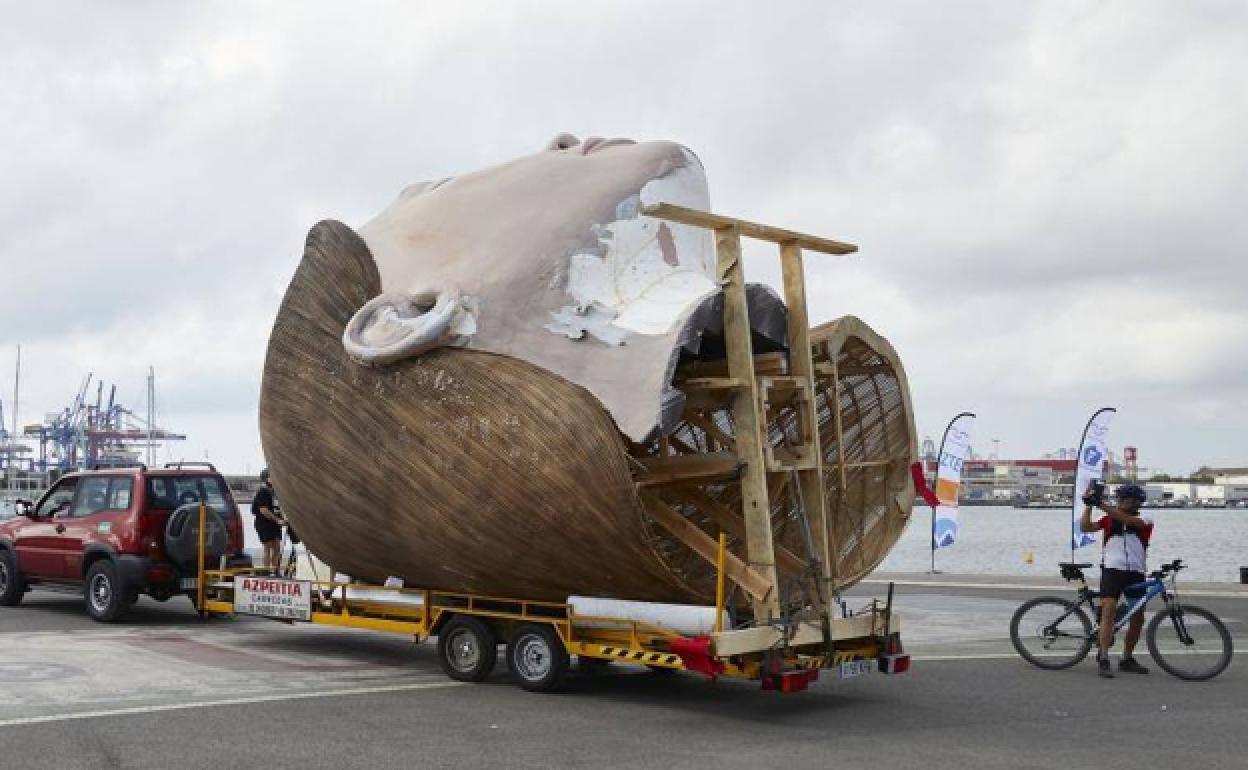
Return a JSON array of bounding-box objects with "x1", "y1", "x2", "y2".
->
[{"x1": 8, "y1": 345, "x2": 19, "y2": 487}]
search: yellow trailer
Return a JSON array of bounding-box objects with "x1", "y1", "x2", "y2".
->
[{"x1": 193, "y1": 515, "x2": 908, "y2": 693}]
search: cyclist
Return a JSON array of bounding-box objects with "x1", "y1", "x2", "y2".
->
[{"x1": 1080, "y1": 482, "x2": 1154, "y2": 678}]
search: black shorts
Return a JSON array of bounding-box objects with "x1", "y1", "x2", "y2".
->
[
  {"x1": 1100, "y1": 568, "x2": 1146, "y2": 599},
  {"x1": 254, "y1": 518, "x2": 283, "y2": 544}
]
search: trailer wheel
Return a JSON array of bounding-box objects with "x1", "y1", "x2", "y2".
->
[
  {"x1": 508, "y1": 623, "x2": 568, "y2": 692},
  {"x1": 438, "y1": 616, "x2": 498, "y2": 682}
]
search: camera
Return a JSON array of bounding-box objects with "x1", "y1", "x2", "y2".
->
[{"x1": 1083, "y1": 479, "x2": 1106, "y2": 506}]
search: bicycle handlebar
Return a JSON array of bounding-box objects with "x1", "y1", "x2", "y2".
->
[{"x1": 1150, "y1": 559, "x2": 1184, "y2": 580}]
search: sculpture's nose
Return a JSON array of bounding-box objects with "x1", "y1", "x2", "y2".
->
[{"x1": 546, "y1": 132, "x2": 581, "y2": 151}]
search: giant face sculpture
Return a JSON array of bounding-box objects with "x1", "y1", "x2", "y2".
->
[
  {"x1": 260, "y1": 134, "x2": 917, "y2": 605},
  {"x1": 348, "y1": 133, "x2": 716, "y2": 442}
]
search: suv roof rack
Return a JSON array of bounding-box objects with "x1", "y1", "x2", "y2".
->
[
  {"x1": 164, "y1": 461, "x2": 218, "y2": 471},
  {"x1": 89, "y1": 462, "x2": 147, "y2": 471}
]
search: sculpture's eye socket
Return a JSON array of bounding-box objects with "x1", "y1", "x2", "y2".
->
[{"x1": 547, "y1": 132, "x2": 581, "y2": 151}]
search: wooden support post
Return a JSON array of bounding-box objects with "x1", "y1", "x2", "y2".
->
[
  {"x1": 778, "y1": 240, "x2": 833, "y2": 604},
  {"x1": 715, "y1": 533, "x2": 726, "y2": 633},
  {"x1": 716, "y1": 226, "x2": 782, "y2": 620}
]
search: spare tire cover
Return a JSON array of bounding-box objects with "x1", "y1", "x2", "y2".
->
[{"x1": 165, "y1": 504, "x2": 230, "y2": 569}]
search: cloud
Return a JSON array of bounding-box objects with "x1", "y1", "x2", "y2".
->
[{"x1": 1, "y1": 1, "x2": 1245, "y2": 475}]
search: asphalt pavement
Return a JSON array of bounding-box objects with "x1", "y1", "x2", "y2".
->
[{"x1": 0, "y1": 577, "x2": 1244, "y2": 769}]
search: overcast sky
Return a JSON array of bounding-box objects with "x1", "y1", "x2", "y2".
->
[{"x1": 1, "y1": 1, "x2": 1245, "y2": 475}]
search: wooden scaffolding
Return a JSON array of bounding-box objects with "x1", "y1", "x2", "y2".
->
[{"x1": 632, "y1": 203, "x2": 861, "y2": 626}]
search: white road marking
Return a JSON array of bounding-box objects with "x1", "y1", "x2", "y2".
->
[
  {"x1": 863, "y1": 578, "x2": 1248, "y2": 599},
  {"x1": 914, "y1": 649, "x2": 1247, "y2": 661},
  {"x1": 0, "y1": 680, "x2": 464, "y2": 729}
]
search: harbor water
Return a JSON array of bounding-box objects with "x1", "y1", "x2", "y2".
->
[
  {"x1": 7, "y1": 500, "x2": 1243, "y2": 584},
  {"x1": 238, "y1": 501, "x2": 1248, "y2": 585},
  {"x1": 880, "y1": 505, "x2": 1248, "y2": 583}
]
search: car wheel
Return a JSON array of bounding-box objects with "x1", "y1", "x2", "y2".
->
[
  {"x1": 84, "y1": 560, "x2": 130, "y2": 622},
  {"x1": 0, "y1": 550, "x2": 23, "y2": 607}
]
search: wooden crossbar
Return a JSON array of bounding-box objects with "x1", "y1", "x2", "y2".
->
[{"x1": 642, "y1": 202, "x2": 858, "y2": 256}]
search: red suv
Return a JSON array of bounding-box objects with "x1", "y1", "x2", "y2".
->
[{"x1": 0, "y1": 462, "x2": 250, "y2": 621}]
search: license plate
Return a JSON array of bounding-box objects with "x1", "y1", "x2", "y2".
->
[
  {"x1": 838, "y1": 659, "x2": 874, "y2": 679},
  {"x1": 179, "y1": 578, "x2": 198, "y2": 591}
]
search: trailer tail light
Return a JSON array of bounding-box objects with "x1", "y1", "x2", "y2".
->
[
  {"x1": 879, "y1": 654, "x2": 911, "y2": 674},
  {"x1": 761, "y1": 668, "x2": 819, "y2": 693},
  {"x1": 145, "y1": 565, "x2": 172, "y2": 583}
]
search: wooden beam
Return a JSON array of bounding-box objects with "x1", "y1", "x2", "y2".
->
[
  {"x1": 678, "y1": 352, "x2": 788, "y2": 380},
  {"x1": 666, "y1": 486, "x2": 809, "y2": 576},
  {"x1": 643, "y1": 202, "x2": 858, "y2": 256},
  {"x1": 632, "y1": 452, "x2": 742, "y2": 487},
  {"x1": 844, "y1": 459, "x2": 895, "y2": 469},
  {"x1": 678, "y1": 377, "x2": 748, "y2": 411},
  {"x1": 716, "y1": 226, "x2": 782, "y2": 620},
  {"x1": 640, "y1": 492, "x2": 774, "y2": 603},
  {"x1": 815, "y1": 362, "x2": 892, "y2": 378},
  {"x1": 778, "y1": 242, "x2": 832, "y2": 594}
]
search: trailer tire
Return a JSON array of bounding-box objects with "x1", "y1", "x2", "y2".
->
[
  {"x1": 507, "y1": 623, "x2": 568, "y2": 692},
  {"x1": 437, "y1": 616, "x2": 498, "y2": 682}
]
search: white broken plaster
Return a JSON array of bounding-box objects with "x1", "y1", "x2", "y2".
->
[{"x1": 545, "y1": 159, "x2": 715, "y2": 345}]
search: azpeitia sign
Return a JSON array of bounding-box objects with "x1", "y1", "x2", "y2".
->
[{"x1": 233, "y1": 576, "x2": 313, "y2": 621}]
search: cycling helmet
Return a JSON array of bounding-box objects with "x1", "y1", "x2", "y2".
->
[
  {"x1": 259, "y1": 467, "x2": 270, "y2": 482},
  {"x1": 1116, "y1": 483, "x2": 1147, "y2": 501}
]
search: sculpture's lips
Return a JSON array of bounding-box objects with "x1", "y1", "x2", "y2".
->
[{"x1": 580, "y1": 136, "x2": 637, "y2": 155}]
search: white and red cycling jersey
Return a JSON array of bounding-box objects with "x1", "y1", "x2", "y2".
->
[{"x1": 1098, "y1": 511, "x2": 1154, "y2": 573}]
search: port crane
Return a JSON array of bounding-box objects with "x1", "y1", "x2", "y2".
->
[{"x1": 22, "y1": 372, "x2": 186, "y2": 471}]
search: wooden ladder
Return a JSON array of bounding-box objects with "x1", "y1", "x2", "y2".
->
[{"x1": 639, "y1": 203, "x2": 857, "y2": 621}]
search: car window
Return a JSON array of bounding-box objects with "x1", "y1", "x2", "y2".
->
[
  {"x1": 106, "y1": 478, "x2": 133, "y2": 510},
  {"x1": 70, "y1": 477, "x2": 112, "y2": 517},
  {"x1": 147, "y1": 476, "x2": 231, "y2": 511},
  {"x1": 35, "y1": 479, "x2": 78, "y2": 518}
]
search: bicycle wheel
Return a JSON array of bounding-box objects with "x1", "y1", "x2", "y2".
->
[
  {"x1": 1010, "y1": 597, "x2": 1094, "y2": 670},
  {"x1": 1146, "y1": 603, "x2": 1233, "y2": 681}
]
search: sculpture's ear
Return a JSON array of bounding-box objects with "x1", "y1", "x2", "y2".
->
[{"x1": 343, "y1": 286, "x2": 466, "y2": 366}]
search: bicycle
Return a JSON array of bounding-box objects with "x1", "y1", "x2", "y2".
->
[{"x1": 1009, "y1": 559, "x2": 1233, "y2": 681}]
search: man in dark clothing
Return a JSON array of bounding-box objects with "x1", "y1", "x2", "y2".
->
[{"x1": 252, "y1": 468, "x2": 285, "y2": 573}]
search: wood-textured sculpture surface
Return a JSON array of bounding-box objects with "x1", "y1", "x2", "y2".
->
[{"x1": 261, "y1": 221, "x2": 686, "y2": 601}]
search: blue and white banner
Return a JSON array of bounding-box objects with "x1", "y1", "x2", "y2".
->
[
  {"x1": 1072, "y1": 407, "x2": 1116, "y2": 550},
  {"x1": 933, "y1": 412, "x2": 975, "y2": 549}
]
